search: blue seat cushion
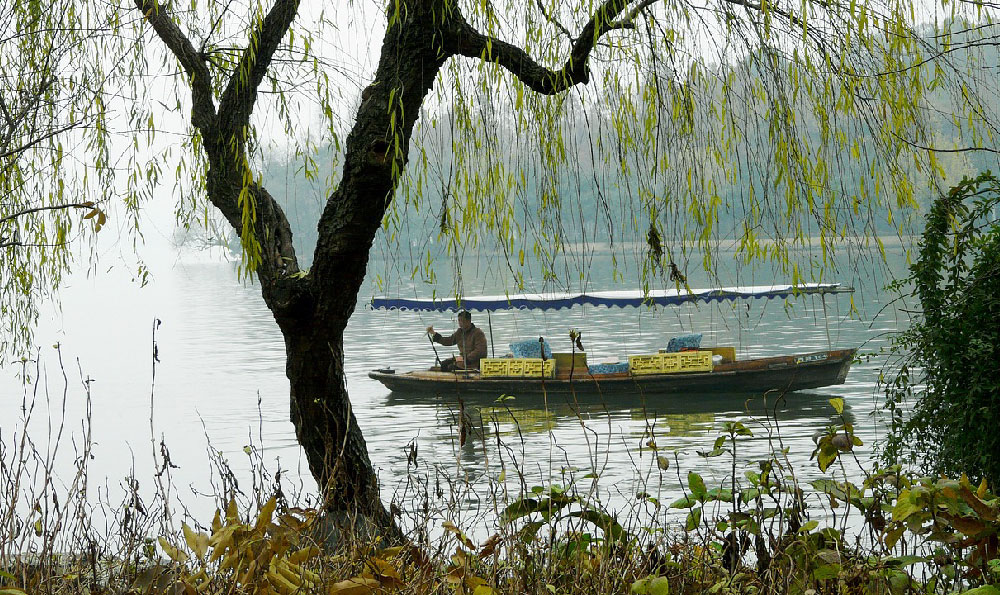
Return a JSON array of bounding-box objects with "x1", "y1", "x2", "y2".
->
[
  {"x1": 588, "y1": 362, "x2": 630, "y2": 375},
  {"x1": 509, "y1": 339, "x2": 553, "y2": 359},
  {"x1": 666, "y1": 333, "x2": 703, "y2": 352}
]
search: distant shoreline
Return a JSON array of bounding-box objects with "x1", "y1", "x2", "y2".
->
[
  {"x1": 557, "y1": 235, "x2": 915, "y2": 254},
  {"x1": 366, "y1": 235, "x2": 915, "y2": 262}
]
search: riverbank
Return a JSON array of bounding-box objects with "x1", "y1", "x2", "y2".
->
[{"x1": 3, "y1": 397, "x2": 998, "y2": 595}]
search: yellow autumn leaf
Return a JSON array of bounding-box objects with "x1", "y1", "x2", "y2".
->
[
  {"x1": 328, "y1": 578, "x2": 378, "y2": 595},
  {"x1": 254, "y1": 497, "x2": 277, "y2": 531},
  {"x1": 158, "y1": 537, "x2": 189, "y2": 563},
  {"x1": 183, "y1": 523, "x2": 210, "y2": 560},
  {"x1": 287, "y1": 546, "x2": 320, "y2": 565}
]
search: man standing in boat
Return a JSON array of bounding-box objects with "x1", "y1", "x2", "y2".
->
[{"x1": 426, "y1": 310, "x2": 488, "y2": 372}]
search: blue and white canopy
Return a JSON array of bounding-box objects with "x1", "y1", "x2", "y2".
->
[{"x1": 369, "y1": 283, "x2": 852, "y2": 312}]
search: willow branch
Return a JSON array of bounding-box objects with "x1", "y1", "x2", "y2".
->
[
  {"x1": 1, "y1": 202, "x2": 95, "y2": 225},
  {"x1": 890, "y1": 131, "x2": 1000, "y2": 155},
  {"x1": 447, "y1": 0, "x2": 659, "y2": 95},
  {"x1": 0, "y1": 123, "x2": 79, "y2": 161},
  {"x1": 133, "y1": 0, "x2": 217, "y2": 131},
  {"x1": 533, "y1": 0, "x2": 573, "y2": 40},
  {"x1": 217, "y1": 0, "x2": 300, "y2": 133}
]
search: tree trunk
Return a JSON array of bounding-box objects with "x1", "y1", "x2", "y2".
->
[
  {"x1": 273, "y1": 4, "x2": 450, "y2": 538},
  {"x1": 281, "y1": 317, "x2": 398, "y2": 539}
]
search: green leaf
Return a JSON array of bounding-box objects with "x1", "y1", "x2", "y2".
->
[
  {"x1": 501, "y1": 498, "x2": 539, "y2": 522},
  {"x1": 798, "y1": 520, "x2": 819, "y2": 533},
  {"x1": 517, "y1": 520, "x2": 546, "y2": 544},
  {"x1": 812, "y1": 479, "x2": 864, "y2": 503},
  {"x1": 818, "y1": 444, "x2": 839, "y2": 472},
  {"x1": 724, "y1": 421, "x2": 753, "y2": 437},
  {"x1": 706, "y1": 488, "x2": 734, "y2": 502},
  {"x1": 688, "y1": 472, "x2": 707, "y2": 499},
  {"x1": 828, "y1": 397, "x2": 845, "y2": 414},
  {"x1": 891, "y1": 490, "x2": 922, "y2": 522},
  {"x1": 566, "y1": 509, "x2": 628, "y2": 542},
  {"x1": 502, "y1": 495, "x2": 575, "y2": 523},
  {"x1": 631, "y1": 576, "x2": 670, "y2": 595},
  {"x1": 685, "y1": 507, "x2": 702, "y2": 531},
  {"x1": 812, "y1": 562, "x2": 841, "y2": 580},
  {"x1": 669, "y1": 495, "x2": 699, "y2": 509}
]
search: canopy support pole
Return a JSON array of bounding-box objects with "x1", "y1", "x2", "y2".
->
[
  {"x1": 487, "y1": 310, "x2": 495, "y2": 358},
  {"x1": 822, "y1": 293, "x2": 832, "y2": 350}
]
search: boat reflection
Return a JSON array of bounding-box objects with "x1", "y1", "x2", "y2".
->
[{"x1": 383, "y1": 389, "x2": 855, "y2": 438}]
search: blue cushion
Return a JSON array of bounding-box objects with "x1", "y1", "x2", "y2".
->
[
  {"x1": 588, "y1": 362, "x2": 630, "y2": 375},
  {"x1": 666, "y1": 333, "x2": 703, "y2": 352},
  {"x1": 509, "y1": 339, "x2": 553, "y2": 359}
]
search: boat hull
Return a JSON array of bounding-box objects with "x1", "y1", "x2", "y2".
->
[{"x1": 368, "y1": 349, "x2": 856, "y2": 397}]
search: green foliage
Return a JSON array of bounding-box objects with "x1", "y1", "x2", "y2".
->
[
  {"x1": 883, "y1": 172, "x2": 1000, "y2": 485},
  {"x1": 501, "y1": 481, "x2": 629, "y2": 546},
  {"x1": 7, "y1": 393, "x2": 1000, "y2": 595}
]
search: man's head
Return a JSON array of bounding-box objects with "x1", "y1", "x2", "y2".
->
[{"x1": 457, "y1": 310, "x2": 472, "y2": 330}]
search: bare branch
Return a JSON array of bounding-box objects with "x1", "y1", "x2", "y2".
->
[
  {"x1": 719, "y1": 0, "x2": 807, "y2": 32},
  {"x1": 0, "y1": 202, "x2": 96, "y2": 225},
  {"x1": 446, "y1": 0, "x2": 660, "y2": 95},
  {"x1": 609, "y1": 0, "x2": 659, "y2": 31},
  {"x1": 890, "y1": 131, "x2": 1000, "y2": 155}
]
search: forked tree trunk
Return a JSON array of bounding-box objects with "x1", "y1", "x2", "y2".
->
[{"x1": 137, "y1": 0, "x2": 632, "y2": 538}]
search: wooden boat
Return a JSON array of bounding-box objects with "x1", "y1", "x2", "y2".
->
[
  {"x1": 368, "y1": 348, "x2": 856, "y2": 397},
  {"x1": 367, "y1": 283, "x2": 856, "y2": 398}
]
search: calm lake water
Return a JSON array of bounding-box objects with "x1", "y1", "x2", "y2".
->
[{"x1": 1, "y1": 251, "x2": 910, "y2": 536}]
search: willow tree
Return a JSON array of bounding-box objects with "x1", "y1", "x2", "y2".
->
[
  {"x1": 0, "y1": 1, "x2": 141, "y2": 359},
  {"x1": 6, "y1": 0, "x2": 998, "y2": 530}
]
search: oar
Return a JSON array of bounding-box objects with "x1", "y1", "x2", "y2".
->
[{"x1": 427, "y1": 330, "x2": 442, "y2": 366}]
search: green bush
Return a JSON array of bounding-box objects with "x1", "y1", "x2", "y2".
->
[{"x1": 884, "y1": 171, "x2": 1000, "y2": 485}]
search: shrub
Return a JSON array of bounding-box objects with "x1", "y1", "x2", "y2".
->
[{"x1": 883, "y1": 171, "x2": 1000, "y2": 485}]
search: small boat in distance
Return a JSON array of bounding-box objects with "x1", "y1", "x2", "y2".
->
[{"x1": 367, "y1": 284, "x2": 857, "y2": 398}]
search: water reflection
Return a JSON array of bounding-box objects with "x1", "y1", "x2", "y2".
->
[
  {"x1": 381, "y1": 387, "x2": 859, "y2": 494},
  {"x1": 386, "y1": 389, "x2": 854, "y2": 431}
]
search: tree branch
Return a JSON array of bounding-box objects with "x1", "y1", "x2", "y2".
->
[
  {"x1": 446, "y1": 0, "x2": 660, "y2": 95},
  {"x1": 217, "y1": 0, "x2": 300, "y2": 133},
  {"x1": 133, "y1": 0, "x2": 218, "y2": 131},
  {"x1": 0, "y1": 202, "x2": 96, "y2": 225},
  {"x1": 0, "y1": 123, "x2": 79, "y2": 161},
  {"x1": 890, "y1": 130, "x2": 1000, "y2": 155}
]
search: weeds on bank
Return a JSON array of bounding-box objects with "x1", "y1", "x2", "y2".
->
[{"x1": 2, "y1": 357, "x2": 999, "y2": 595}]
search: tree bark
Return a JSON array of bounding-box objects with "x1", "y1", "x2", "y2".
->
[{"x1": 277, "y1": 2, "x2": 449, "y2": 537}]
